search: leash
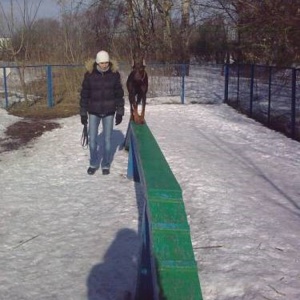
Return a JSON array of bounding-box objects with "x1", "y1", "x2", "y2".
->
[{"x1": 81, "y1": 124, "x2": 88, "y2": 148}]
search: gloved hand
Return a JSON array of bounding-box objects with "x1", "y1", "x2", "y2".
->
[
  {"x1": 115, "y1": 114, "x2": 123, "y2": 125},
  {"x1": 81, "y1": 115, "x2": 88, "y2": 125}
]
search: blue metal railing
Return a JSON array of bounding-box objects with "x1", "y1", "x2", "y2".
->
[{"x1": 1, "y1": 63, "x2": 224, "y2": 109}]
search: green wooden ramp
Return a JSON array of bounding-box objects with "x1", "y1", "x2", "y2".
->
[{"x1": 127, "y1": 121, "x2": 203, "y2": 300}]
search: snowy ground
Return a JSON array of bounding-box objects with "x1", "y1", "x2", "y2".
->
[
  {"x1": 1, "y1": 101, "x2": 300, "y2": 300},
  {"x1": 147, "y1": 104, "x2": 300, "y2": 300}
]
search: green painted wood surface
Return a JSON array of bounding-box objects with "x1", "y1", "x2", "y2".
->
[
  {"x1": 130, "y1": 122, "x2": 203, "y2": 300},
  {"x1": 131, "y1": 122, "x2": 182, "y2": 199},
  {"x1": 148, "y1": 200, "x2": 189, "y2": 231},
  {"x1": 157, "y1": 267, "x2": 203, "y2": 300},
  {"x1": 151, "y1": 229, "x2": 196, "y2": 262}
]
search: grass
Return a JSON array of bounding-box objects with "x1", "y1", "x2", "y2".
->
[
  {"x1": 8, "y1": 99, "x2": 79, "y2": 119},
  {"x1": 2, "y1": 70, "x2": 81, "y2": 152},
  {"x1": 7, "y1": 66, "x2": 83, "y2": 120}
]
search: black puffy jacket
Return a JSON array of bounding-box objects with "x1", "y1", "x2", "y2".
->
[{"x1": 80, "y1": 61, "x2": 124, "y2": 117}]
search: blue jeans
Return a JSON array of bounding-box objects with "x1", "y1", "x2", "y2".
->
[{"x1": 88, "y1": 114, "x2": 114, "y2": 169}]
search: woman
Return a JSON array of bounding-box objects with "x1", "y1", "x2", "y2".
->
[{"x1": 80, "y1": 50, "x2": 125, "y2": 175}]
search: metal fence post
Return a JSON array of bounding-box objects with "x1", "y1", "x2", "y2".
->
[
  {"x1": 46, "y1": 65, "x2": 54, "y2": 107},
  {"x1": 237, "y1": 64, "x2": 240, "y2": 106},
  {"x1": 291, "y1": 68, "x2": 296, "y2": 138},
  {"x1": 268, "y1": 66, "x2": 272, "y2": 125},
  {"x1": 181, "y1": 64, "x2": 186, "y2": 104},
  {"x1": 3, "y1": 67, "x2": 9, "y2": 108},
  {"x1": 224, "y1": 64, "x2": 229, "y2": 102},
  {"x1": 249, "y1": 64, "x2": 254, "y2": 117}
]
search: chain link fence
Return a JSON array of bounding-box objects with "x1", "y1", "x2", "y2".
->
[
  {"x1": 1, "y1": 63, "x2": 224, "y2": 110},
  {"x1": 225, "y1": 64, "x2": 300, "y2": 141}
]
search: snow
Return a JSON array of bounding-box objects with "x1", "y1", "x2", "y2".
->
[{"x1": 1, "y1": 77, "x2": 300, "y2": 299}]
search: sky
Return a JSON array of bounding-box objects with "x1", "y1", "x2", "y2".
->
[
  {"x1": 0, "y1": 0, "x2": 62, "y2": 20},
  {"x1": 1, "y1": 69, "x2": 300, "y2": 300},
  {"x1": 37, "y1": 0, "x2": 61, "y2": 18}
]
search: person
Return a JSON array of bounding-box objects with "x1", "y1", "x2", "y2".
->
[{"x1": 80, "y1": 50, "x2": 125, "y2": 175}]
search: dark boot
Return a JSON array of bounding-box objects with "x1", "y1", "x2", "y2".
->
[
  {"x1": 102, "y1": 169, "x2": 110, "y2": 175},
  {"x1": 87, "y1": 167, "x2": 97, "y2": 175}
]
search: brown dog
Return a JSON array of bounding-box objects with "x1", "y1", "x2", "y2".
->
[{"x1": 126, "y1": 59, "x2": 148, "y2": 124}]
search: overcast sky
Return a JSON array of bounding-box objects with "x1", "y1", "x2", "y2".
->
[{"x1": 0, "y1": 0, "x2": 61, "y2": 20}]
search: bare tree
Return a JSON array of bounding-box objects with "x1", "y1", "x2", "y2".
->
[
  {"x1": 180, "y1": 0, "x2": 191, "y2": 63},
  {"x1": 0, "y1": 0, "x2": 44, "y2": 103},
  {"x1": 153, "y1": 0, "x2": 174, "y2": 59},
  {"x1": 192, "y1": 0, "x2": 300, "y2": 65},
  {"x1": 126, "y1": 0, "x2": 155, "y2": 61},
  {"x1": 27, "y1": 18, "x2": 62, "y2": 63},
  {"x1": 235, "y1": 0, "x2": 300, "y2": 65}
]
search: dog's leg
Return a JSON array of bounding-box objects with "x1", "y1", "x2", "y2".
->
[
  {"x1": 129, "y1": 93, "x2": 136, "y2": 121},
  {"x1": 133, "y1": 93, "x2": 142, "y2": 124},
  {"x1": 131, "y1": 96, "x2": 140, "y2": 124},
  {"x1": 139, "y1": 94, "x2": 146, "y2": 124},
  {"x1": 133, "y1": 107, "x2": 140, "y2": 123},
  {"x1": 139, "y1": 78, "x2": 148, "y2": 124}
]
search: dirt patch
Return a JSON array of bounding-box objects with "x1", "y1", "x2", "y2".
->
[{"x1": 0, "y1": 119, "x2": 61, "y2": 153}]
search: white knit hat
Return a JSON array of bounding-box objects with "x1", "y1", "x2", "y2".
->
[{"x1": 96, "y1": 50, "x2": 110, "y2": 63}]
